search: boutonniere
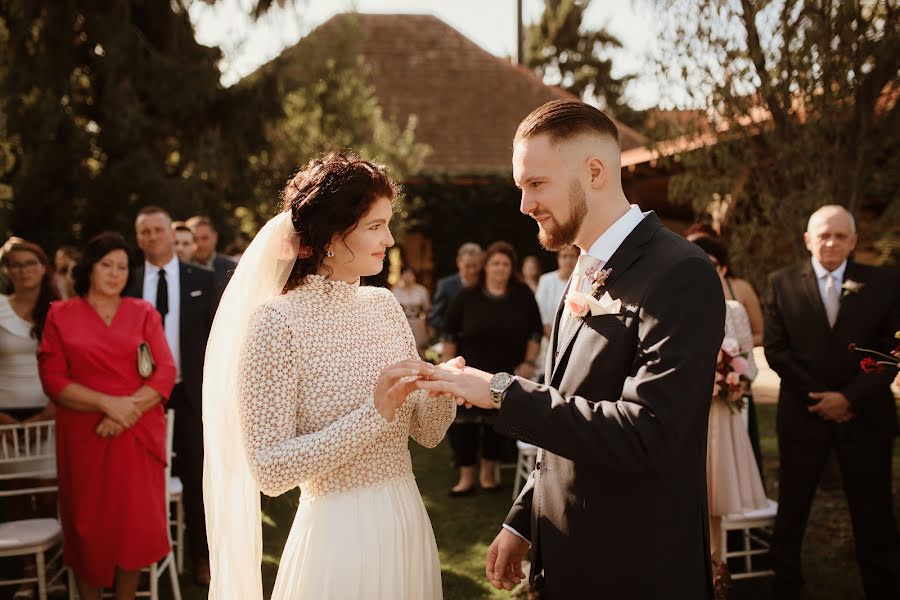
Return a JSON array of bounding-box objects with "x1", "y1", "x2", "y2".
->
[
  {"x1": 841, "y1": 279, "x2": 865, "y2": 298},
  {"x1": 565, "y1": 267, "x2": 619, "y2": 319}
]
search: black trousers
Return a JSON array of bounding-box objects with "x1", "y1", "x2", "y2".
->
[
  {"x1": 168, "y1": 384, "x2": 208, "y2": 561},
  {"x1": 448, "y1": 422, "x2": 505, "y2": 467},
  {"x1": 771, "y1": 434, "x2": 900, "y2": 598}
]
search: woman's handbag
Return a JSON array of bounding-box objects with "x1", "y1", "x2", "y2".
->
[{"x1": 137, "y1": 341, "x2": 156, "y2": 378}]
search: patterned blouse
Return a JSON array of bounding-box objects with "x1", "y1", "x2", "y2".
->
[{"x1": 238, "y1": 275, "x2": 456, "y2": 498}]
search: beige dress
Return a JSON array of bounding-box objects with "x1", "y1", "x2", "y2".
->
[
  {"x1": 706, "y1": 300, "x2": 767, "y2": 517},
  {"x1": 238, "y1": 275, "x2": 455, "y2": 599},
  {"x1": 391, "y1": 283, "x2": 431, "y2": 352}
]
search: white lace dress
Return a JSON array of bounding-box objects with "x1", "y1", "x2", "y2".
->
[{"x1": 238, "y1": 275, "x2": 455, "y2": 599}]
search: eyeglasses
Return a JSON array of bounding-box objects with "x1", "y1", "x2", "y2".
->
[{"x1": 7, "y1": 259, "x2": 41, "y2": 270}]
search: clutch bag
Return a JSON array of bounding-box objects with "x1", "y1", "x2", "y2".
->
[{"x1": 137, "y1": 341, "x2": 156, "y2": 378}]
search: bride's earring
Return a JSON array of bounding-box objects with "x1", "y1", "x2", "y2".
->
[{"x1": 325, "y1": 248, "x2": 335, "y2": 258}]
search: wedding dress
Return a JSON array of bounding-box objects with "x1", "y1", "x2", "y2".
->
[{"x1": 202, "y1": 212, "x2": 453, "y2": 600}]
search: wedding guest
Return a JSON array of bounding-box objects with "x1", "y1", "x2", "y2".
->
[
  {"x1": 692, "y1": 236, "x2": 763, "y2": 345},
  {"x1": 442, "y1": 241, "x2": 542, "y2": 496},
  {"x1": 685, "y1": 222, "x2": 719, "y2": 242},
  {"x1": 186, "y1": 215, "x2": 237, "y2": 297},
  {"x1": 534, "y1": 245, "x2": 579, "y2": 338},
  {"x1": 0, "y1": 236, "x2": 26, "y2": 293},
  {"x1": 428, "y1": 242, "x2": 482, "y2": 333},
  {"x1": 706, "y1": 300, "x2": 767, "y2": 590},
  {"x1": 0, "y1": 241, "x2": 59, "y2": 599},
  {"x1": 693, "y1": 236, "x2": 766, "y2": 485},
  {"x1": 38, "y1": 232, "x2": 176, "y2": 600},
  {"x1": 172, "y1": 221, "x2": 196, "y2": 263},
  {"x1": 391, "y1": 266, "x2": 431, "y2": 354},
  {"x1": 1, "y1": 240, "x2": 58, "y2": 423},
  {"x1": 521, "y1": 256, "x2": 542, "y2": 293},
  {"x1": 128, "y1": 206, "x2": 217, "y2": 586},
  {"x1": 764, "y1": 205, "x2": 900, "y2": 599},
  {"x1": 54, "y1": 245, "x2": 80, "y2": 300}
]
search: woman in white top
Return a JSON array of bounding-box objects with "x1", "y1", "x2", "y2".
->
[
  {"x1": 0, "y1": 240, "x2": 59, "y2": 425},
  {"x1": 203, "y1": 153, "x2": 455, "y2": 600}
]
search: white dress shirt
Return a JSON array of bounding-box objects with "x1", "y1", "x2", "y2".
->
[
  {"x1": 503, "y1": 204, "x2": 647, "y2": 544},
  {"x1": 143, "y1": 255, "x2": 182, "y2": 382},
  {"x1": 810, "y1": 257, "x2": 847, "y2": 305}
]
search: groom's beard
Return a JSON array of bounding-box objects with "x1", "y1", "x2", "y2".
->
[{"x1": 537, "y1": 179, "x2": 588, "y2": 251}]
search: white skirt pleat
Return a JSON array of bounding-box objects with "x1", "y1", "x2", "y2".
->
[{"x1": 271, "y1": 475, "x2": 442, "y2": 600}]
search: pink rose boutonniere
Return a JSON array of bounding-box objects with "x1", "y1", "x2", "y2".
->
[
  {"x1": 565, "y1": 267, "x2": 619, "y2": 320},
  {"x1": 841, "y1": 279, "x2": 865, "y2": 298}
]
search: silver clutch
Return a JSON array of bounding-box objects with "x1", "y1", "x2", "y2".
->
[{"x1": 137, "y1": 342, "x2": 156, "y2": 378}]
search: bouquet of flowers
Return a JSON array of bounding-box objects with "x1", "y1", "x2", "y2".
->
[
  {"x1": 714, "y1": 337, "x2": 751, "y2": 413},
  {"x1": 849, "y1": 331, "x2": 900, "y2": 374}
]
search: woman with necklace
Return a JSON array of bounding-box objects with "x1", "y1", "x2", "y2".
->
[
  {"x1": 38, "y1": 232, "x2": 176, "y2": 600},
  {"x1": 442, "y1": 241, "x2": 543, "y2": 496}
]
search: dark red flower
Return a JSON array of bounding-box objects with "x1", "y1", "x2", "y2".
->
[
  {"x1": 847, "y1": 343, "x2": 857, "y2": 351},
  {"x1": 860, "y1": 357, "x2": 884, "y2": 374}
]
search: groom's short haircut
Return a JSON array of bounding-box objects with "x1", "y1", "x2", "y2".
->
[{"x1": 515, "y1": 99, "x2": 620, "y2": 148}]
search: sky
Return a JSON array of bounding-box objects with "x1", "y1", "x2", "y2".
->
[{"x1": 189, "y1": 0, "x2": 666, "y2": 109}]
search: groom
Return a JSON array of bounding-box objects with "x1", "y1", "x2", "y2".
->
[{"x1": 418, "y1": 99, "x2": 724, "y2": 598}]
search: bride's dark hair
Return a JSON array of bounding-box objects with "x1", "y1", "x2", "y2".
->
[{"x1": 281, "y1": 151, "x2": 399, "y2": 292}]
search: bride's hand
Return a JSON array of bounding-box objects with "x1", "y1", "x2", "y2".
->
[{"x1": 374, "y1": 360, "x2": 433, "y2": 422}]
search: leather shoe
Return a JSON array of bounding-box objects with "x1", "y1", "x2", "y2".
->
[{"x1": 447, "y1": 486, "x2": 476, "y2": 498}]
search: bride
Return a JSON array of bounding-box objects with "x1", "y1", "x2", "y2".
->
[{"x1": 202, "y1": 153, "x2": 456, "y2": 599}]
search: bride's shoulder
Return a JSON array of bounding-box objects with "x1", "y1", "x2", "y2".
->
[{"x1": 361, "y1": 285, "x2": 402, "y2": 310}]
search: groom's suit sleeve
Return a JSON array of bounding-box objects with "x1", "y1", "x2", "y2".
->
[{"x1": 494, "y1": 256, "x2": 724, "y2": 475}]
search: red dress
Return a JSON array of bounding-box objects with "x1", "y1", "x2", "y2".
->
[{"x1": 38, "y1": 297, "x2": 176, "y2": 587}]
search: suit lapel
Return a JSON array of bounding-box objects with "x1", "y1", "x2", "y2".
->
[
  {"x1": 179, "y1": 262, "x2": 189, "y2": 343},
  {"x1": 549, "y1": 212, "x2": 662, "y2": 382},
  {"x1": 832, "y1": 261, "x2": 862, "y2": 331},
  {"x1": 800, "y1": 261, "x2": 830, "y2": 331},
  {"x1": 547, "y1": 275, "x2": 574, "y2": 376},
  {"x1": 128, "y1": 265, "x2": 145, "y2": 298}
]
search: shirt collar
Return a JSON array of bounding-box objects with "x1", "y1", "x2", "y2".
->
[
  {"x1": 811, "y1": 257, "x2": 847, "y2": 282},
  {"x1": 145, "y1": 254, "x2": 180, "y2": 277},
  {"x1": 583, "y1": 204, "x2": 646, "y2": 262}
]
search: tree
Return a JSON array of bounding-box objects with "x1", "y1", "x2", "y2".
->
[
  {"x1": 654, "y1": 0, "x2": 899, "y2": 285},
  {"x1": 526, "y1": 0, "x2": 645, "y2": 128}
]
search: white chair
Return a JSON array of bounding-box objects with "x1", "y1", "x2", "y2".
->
[
  {"x1": 168, "y1": 474, "x2": 184, "y2": 574},
  {"x1": 68, "y1": 409, "x2": 182, "y2": 600},
  {"x1": 511, "y1": 441, "x2": 538, "y2": 500},
  {"x1": 721, "y1": 498, "x2": 778, "y2": 580},
  {"x1": 0, "y1": 420, "x2": 65, "y2": 600}
]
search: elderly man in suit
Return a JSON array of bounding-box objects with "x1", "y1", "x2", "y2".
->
[
  {"x1": 417, "y1": 99, "x2": 724, "y2": 599},
  {"x1": 765, "y1": 205, "x2": 900, "y2": 599},
  {"x1": 186, "y1": 215, "x2": 237, "y2": 298},
  {"x1": 129, "y1": 206, "x2": 217, "y2": 586},
  {"x1": 427, "y1": 242, "x2": 483, "y2": 333}
]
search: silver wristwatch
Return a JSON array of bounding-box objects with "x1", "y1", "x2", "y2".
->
[{"x1": 489, "y1": 372, "x2": 515, "y2": 409}]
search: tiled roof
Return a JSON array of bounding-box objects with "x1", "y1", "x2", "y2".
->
[{"x1": 268, "y1": 13, "x2": 647, "y2": 174}]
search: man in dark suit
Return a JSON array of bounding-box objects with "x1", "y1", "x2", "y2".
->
[
  {"x1": 186, "y1": 215, "x2": 237, "y2": 299},
  {"x1": 427, "y1": 242, "x2": 482, "y2": 333},
  {"x1": 129, "y1": 206, "x2": 217, "y2": 586},
  {"x1": 418, "y1": 99, "x2": 724, "y2": 599},
  {"x1": 764, "y1": 205, "x2": 900, "y2": 599}
]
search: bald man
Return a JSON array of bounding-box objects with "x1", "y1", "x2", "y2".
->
[
  {"x1": 764, "y1": 205, "x2": 900, "y2": 598},
  {"x1": 418, "y1": 99, "x2": 725, "y2": 598}
]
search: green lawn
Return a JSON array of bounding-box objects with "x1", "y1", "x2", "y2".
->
[{"x1": 148, "y1": 404, "x2": 900, "y2": 599}]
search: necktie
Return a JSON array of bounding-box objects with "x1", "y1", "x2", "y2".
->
[
  {"x1": 156, "y1": 268, "x2": 169, "y2": 322},
  {"x1": 560, "y1": 254, "x2": 603, "y2": 331},
  {"x1": 823, "y1": 273, "x2": 839, "y2": 327}
]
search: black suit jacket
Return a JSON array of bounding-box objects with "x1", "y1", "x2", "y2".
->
[
  {"x1": 763, "y1": 260, "x2": 899, "y2": 442},
  {"x1": 428, "y1": 273, "x2": 463, "y2": 331},
  {"x1": 495, "y1": 213, "x2": 724, "y2": 599},
  {"x1": 208, "y1": 253, "x2": 237, "y2": 302},
  {"x1": 126, "y1": 261, "x2": 217, "y2": 412}
]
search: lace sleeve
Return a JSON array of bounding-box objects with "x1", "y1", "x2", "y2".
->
[
  {"x1": 383, "y1": 291, "x2": 455, "y2": 448},
  {"x1": 238, "y1": 304, "x2": 389, "y2": 496}
]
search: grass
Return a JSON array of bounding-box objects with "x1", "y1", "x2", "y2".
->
[{"x1": 9, "y1": 404, "x2": 894, "y2": 599}]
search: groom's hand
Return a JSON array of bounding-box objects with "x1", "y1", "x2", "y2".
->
[
  {"x1": 415, "y1": 364, "x2": 494, "y2": 409},
  {"x1": 486, "y1": 528, "x2": 529, "y2": 590}
]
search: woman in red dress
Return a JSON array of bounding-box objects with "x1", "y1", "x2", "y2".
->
[{"x1": 38, "y1": 232, "x2": 176, "y2": 600}]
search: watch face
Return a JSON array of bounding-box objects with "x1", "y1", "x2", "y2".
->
[{"x1": 492, "y1": 372, "x2": 513, "y2": 392}]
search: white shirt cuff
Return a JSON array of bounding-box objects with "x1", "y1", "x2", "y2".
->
[{"x1": 502, "y1": 523, "x2": 530, "y2": 545}]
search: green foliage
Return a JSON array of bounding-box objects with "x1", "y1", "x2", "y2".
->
[
  {"x1": 654, "y1": 0, "x2": 899, "y2": 287},
  {"x1": 526, "y1": 0, "x2": 645, "y2": 129}
]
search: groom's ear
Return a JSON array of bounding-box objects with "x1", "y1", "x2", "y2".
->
[{"x1": 586, "y1": 156, "x2": 607, "y2": 189}]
